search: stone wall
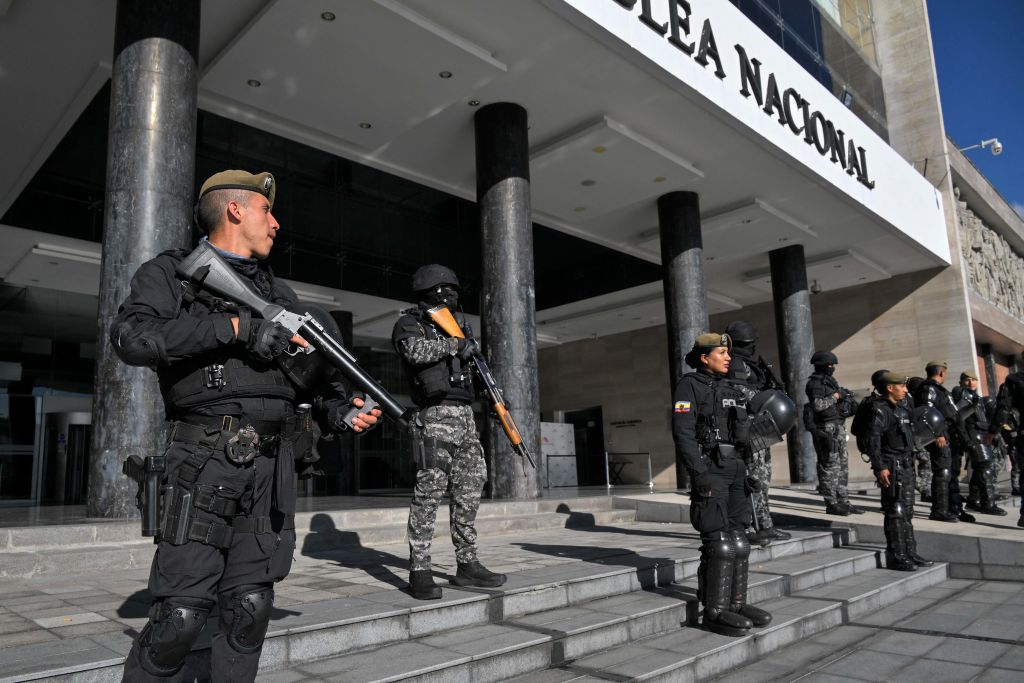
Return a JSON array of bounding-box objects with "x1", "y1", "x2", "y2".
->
[{"x1": 958, "y1": 192, "x2": 1024, "y2": 322}]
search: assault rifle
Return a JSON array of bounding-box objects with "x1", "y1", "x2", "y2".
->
[
  {"x1": 425, "y1": 304, "x2": 537, "y2": 472},
  {"x1": 176, "y1": 241, "x2": 412, "y2": 428},
  {"x1": 756, "y1": 356, "x2": 784, "y2": 392}
]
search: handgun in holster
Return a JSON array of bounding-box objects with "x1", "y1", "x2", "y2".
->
[{"x1": 123, "y1": 454, "x2": 166, "y2": 538}]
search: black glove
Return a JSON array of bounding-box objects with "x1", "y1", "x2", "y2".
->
[
  {"x1": 323, "y1": 393, "x2": 377, "y2": 433},
  {"x1": 692, "y1": 471, "x2": 714, "y2": 496},
  {"x1": 744, "y1": 476, "x2": 763, "y2": 494},
  {"x1": 456, "y1": 337, "x2": 479, "y2": 361},
  {"x1": 245, "y1": 319, "x2": 291, "y2": 362}
]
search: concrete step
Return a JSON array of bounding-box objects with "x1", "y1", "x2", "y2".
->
[
  {"x1": 0, "y1": 498, "x2": 632, "y2": 580},
  {"x1": 505, "y1": 563, "x2": 948, "y2": 683},
  {"x1": 0, "y1": 529, "x2": 841, "y2": 682}
]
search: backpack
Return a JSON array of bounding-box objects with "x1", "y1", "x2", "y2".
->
[
  {"x1": 802, "y1": 402, "x2": 818, "y2": 433},
  {"x1": 849, "y1": 395, "x2": 879, "y2": 454}
]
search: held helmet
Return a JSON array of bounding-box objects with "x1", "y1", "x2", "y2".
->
[
  {"x1": 911, "y1": 405, "x2": 945, "y2": 449},
  {"x1": 725, "y1": 321, "x2": 758, "y2": 346},
  {"x1": 412, "y1": 264, "x2": 460, "y2": 293},
  {"x1": 276, "y1": 304, "x2": 342, "y2": 393},
  {"x1": 810, "y1": 350, "x2": 838, "y2": 366},
  {"x1": 747, "y1": 390, "x2": 797, "y2": 452}
]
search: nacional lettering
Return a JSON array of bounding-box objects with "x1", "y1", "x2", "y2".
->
[{"x1": 607, "y1": 0, "x2": 875, "y2": 189}]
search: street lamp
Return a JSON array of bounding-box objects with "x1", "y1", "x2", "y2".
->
[{"x1": 959, "y1": 138, "x2": 1004, "y2": 156}]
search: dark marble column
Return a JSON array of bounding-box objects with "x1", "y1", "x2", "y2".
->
[
  {"x1": 979, "y1": 344, "x2": 997, "y2": 397},
  {"x1": 88, "y1": 0, "x2": 200, "y2": 518},
  {"x1": 769, "y1": 245, "x2": 816, "y2": 483},
  {"x1": 475, "y1": 102, "x2": 539, "y2": 499},
  {"x1": 658, "y1": 191, "x2": 708, "y2": 489}
]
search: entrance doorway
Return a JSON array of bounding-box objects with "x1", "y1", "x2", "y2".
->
[{"x1": 564, "y1": 406, "x2": 605, "y2": 486}]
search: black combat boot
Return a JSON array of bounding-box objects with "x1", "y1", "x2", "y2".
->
[
  {"x1": 409, "y1": 570, "x2": 442, "y2": 600},
  {"x1": 452, "y1": 561, "x2": 507, "y2": 588},
  {"x1": 905, "y1": 533, "x2": 933, "y2": 567},
  {"x1": 699, "y1": 534, "x2": 752, "y2": 637},
  {"x1": 957, "y1": 508, "x2": 977, "y2": 523},
  {"x1": 1018, "y1": 515, "x2": 1024, "y2": 528},
  {"x1": 767, "y1": 527, "x2": 791, "y2": 540},
  {"x1": 980, "y1": 504, "x2": 1008, "y2": 516},
  {"x1": 826, "y1": 503, "x2": 849, "y2": 516},
  {"x1": 843, "y1": 502, "x2": 865, "y2": 515},
  {"x1": 883, "y1": 517, "x2": 916, "y2": 572},
  {"x1": 729, "y1": 531, "x2": 772, "y2": 627},
  {"x1": 746, "y1": 528, "x2": 774, "y2": 547}
]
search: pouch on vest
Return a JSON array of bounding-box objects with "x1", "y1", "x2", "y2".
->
[{"x1": 415, "y1": 362, "x2": 451, "y2": 399}]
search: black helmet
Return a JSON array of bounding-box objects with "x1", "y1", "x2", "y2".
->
[
  {"x1": 412, "y1": 264, "x2": 460, "y2": 293},
  {"x1": 911, "y1": 405, "x2": 945, "y2": 449},
  {"x1": 725, "y1": 321, "x2": 758, "y2": 345},
  {"x1": 810, "y1": 350, "x2": 838, "y2": 366},
  {"x1": 276, "y1": 304, "x2": 342, "y2": 393},
  {"x1": 747, "y1": 390, "x2": 797, "y2": 452}
]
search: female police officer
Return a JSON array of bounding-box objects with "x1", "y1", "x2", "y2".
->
[{"x1": 672, "y1": 333, "x2": 772, "y2": 636}]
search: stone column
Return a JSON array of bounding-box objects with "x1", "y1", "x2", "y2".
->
[
  {"x1": 979, "y1": 344, "x2": 997, "y2": 397},
  {"x1": 88, "y1": 0, "x2": 200, "y2": 518},
  {"x1": 475, "y1": 102, "x2": 540, "y2": 499},
  {"x1": 769, "y1": 245, "x2": 816, "y2": 483},
  {"x1": 658, "y1": 191, "x2": 708, "y2": 489}
]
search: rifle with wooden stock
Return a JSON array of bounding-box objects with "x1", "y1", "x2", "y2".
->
[{"x1": 425, "y1": 304, "x2": 537, "y2": 472}]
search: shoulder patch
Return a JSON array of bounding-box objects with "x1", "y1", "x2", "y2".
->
[{"x1": 673, "y1": 400, "x2": 692, "y2": 413}]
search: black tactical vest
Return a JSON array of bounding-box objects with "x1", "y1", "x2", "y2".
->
[
  {"x1": 159, "y1": 252, "x2": 296, "y2": 412},
  {"x1": 881, "y1": 401, "x2": 914, "y2": 454},
  {"x1": 806, "y1": 373, "x2": 841, "y2": 423},
  {"x1": 396, "y1": 308, "x2": 474, "y2": 406},
  {"x1": 688, "y1": 372, "x2": 750, "y2": 449}
]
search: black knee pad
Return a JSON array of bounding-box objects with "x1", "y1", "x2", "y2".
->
[
  {"x1": 138, "y1": 600, "x2": 210, "y2": 677},
  {"x1": 220, "y1": 584, "x2": 274, "y2": 655},
  {"x1": 731, "y1": 530, "x2": 750, "y2": 560}
]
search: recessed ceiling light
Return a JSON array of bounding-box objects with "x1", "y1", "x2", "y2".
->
[
  {"x1": 574, "y1": 206, "x2": 586, "y2": 212},
  {"x1": 580, "y1": 179, "x2": 596, "y2": 187},
  {"x1": 321, "y1": 11, "x2": 336, "y2": 21},
  {"x1": 439, "y1": 70, "x2": 453, "y2": 79},
  {"x1": 653, "y1": 176, "x2": 666, "y2": 183},
  {"x1": 778, "y1": 237, "x2": 788, "y2": 241},
  {"x1": 47, "y1": 261, "x2": 59, "y2": 266},
  {"x1": 834, "y1": 264, "x2": 842, "y2": 268},
  {"x1": 707, "y1": 256, "x2": 715, "y2": 261},
  {"x1": 592, "y1": 146, "x2": 606, "y2": 154},
  {"x1": 359, "y1": 122, "x2": 372, "y2": 129},
  {"x1": 247, "y1": 79, "x2": 261, "y2": 88},
  {"x1": 468, "y1": 99, "x2": 480, "y2": 106}
]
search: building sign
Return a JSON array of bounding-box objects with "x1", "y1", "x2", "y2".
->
[{"x1": 608, "y1": 0, "x2": 875, "y2": 189}]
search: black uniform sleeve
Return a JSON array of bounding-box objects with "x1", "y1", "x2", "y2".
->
[
  {"x1": 864, "y1": 405, "x2": 892, "y2": 472},
  {"x1": 671, "y1": 377, "x2": 708, "y2": 476},
  {"x1": 109, "y1": 255, "x2": 236, "y2": 367}
]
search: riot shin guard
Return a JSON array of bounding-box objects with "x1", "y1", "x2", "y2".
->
[
  {"x1": 698, "y1": 533, "x2": 751, "y2": 636},
  {"x1": 729, "y1": 530, "x2": 771, "y2": 627}
]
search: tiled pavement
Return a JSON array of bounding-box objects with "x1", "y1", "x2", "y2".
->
[{"x1": 712, "y1": 579, "x2": 1024, "y2": 683}]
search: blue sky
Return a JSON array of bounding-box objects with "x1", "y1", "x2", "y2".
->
[{"x1": 928, "y1": 0, "x2": 1024, "y2": 217}]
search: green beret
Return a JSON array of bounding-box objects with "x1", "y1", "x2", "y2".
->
[
  {"x1": 960, "y1": 370, "x2": 979, "y2": 381},
  {"x1": 199, "y1": 170, "x2": 276, "y2": 209},
  {"x1": 693, "y1": 332, "x2": 732, "y2": 351},
  {"x1": 878, "y1": 370, "x2": 908, "y2": 386},
  {"x1": 925, "y1": 360, "x2": 948, "y2": 369}
]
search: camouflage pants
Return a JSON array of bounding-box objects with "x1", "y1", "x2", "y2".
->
[
  {"x1": 915, "y1": 449, "x2": 932, "y2": 495},
  {"x1": 407, "y1": 404, "x2": 487, "y2": 571},
  {"x1": 748, "y1": 447, "x2": 773, "y2": 530},
  {"x1": 814, "y1": 421, "x2": 849, "y2": 506}
]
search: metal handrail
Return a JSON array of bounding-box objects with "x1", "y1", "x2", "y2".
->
[{"x1": 603, "y1": 451, "x2": 654, "y2": 492}]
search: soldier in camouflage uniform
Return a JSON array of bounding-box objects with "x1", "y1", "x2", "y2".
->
[
  {"x1": 805, "y1": 351, "x2": 863, "y2": 516},
  {"x1": 392, "y1": 264, "x2": 507, "y2": 599},
  {"x1": 724, "y1": 321, "x2": 791, "y2": 546}
]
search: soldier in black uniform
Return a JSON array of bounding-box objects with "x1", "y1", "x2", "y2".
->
[
  {"x1": 392, "y1": 265, "x2": 506, "y2": 600},
  {"x1": 672, "y1": 333, "x2": 772, "y2": 637},
  {"x1": 954, "y1": 371, "x2": 1007, "y2": 516},
  {"x1": 913, "y1": 361, "x2": 973, "y2": 523},
  {"x1": 723, "y1": 321, "x2": 790, "y2": 546},
  {"x1": 805, "y1": 351, "x2": 863, "y2": 516},
  {"x1": 995, "y1": 358, "x2": 1024, "y2": 526},
  {"x1": 862, "y1": 371, "x2": 932, "y2": 571},
  {"x1": 111, "y1": 170, "x2": 380, "y2": 681}
]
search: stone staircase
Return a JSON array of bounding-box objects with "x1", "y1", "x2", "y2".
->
[
  {"x1": 258, "y1": 531, "x2": 945, "y2": 681},
  {"x1": 0, "y1": 496, "x2": 952, "y2": 682},
  {"x1": 0, "y1": 497, "x2": 634, "y2": 580}
]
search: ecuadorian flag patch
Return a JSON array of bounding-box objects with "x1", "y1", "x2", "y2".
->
[{"x1": 674, "y1": 401, "x2": 691, "y2": 413}]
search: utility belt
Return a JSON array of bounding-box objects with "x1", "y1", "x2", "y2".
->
[
  {"x1": 709, "y1": 443, "x2": 742, "y2": 465},
  {"x1": 418, "y1": 398, "x2": 472, "y2": 409},
  {"x1": 149, "y1": 414, "x2": 302, "y2": 549}
]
